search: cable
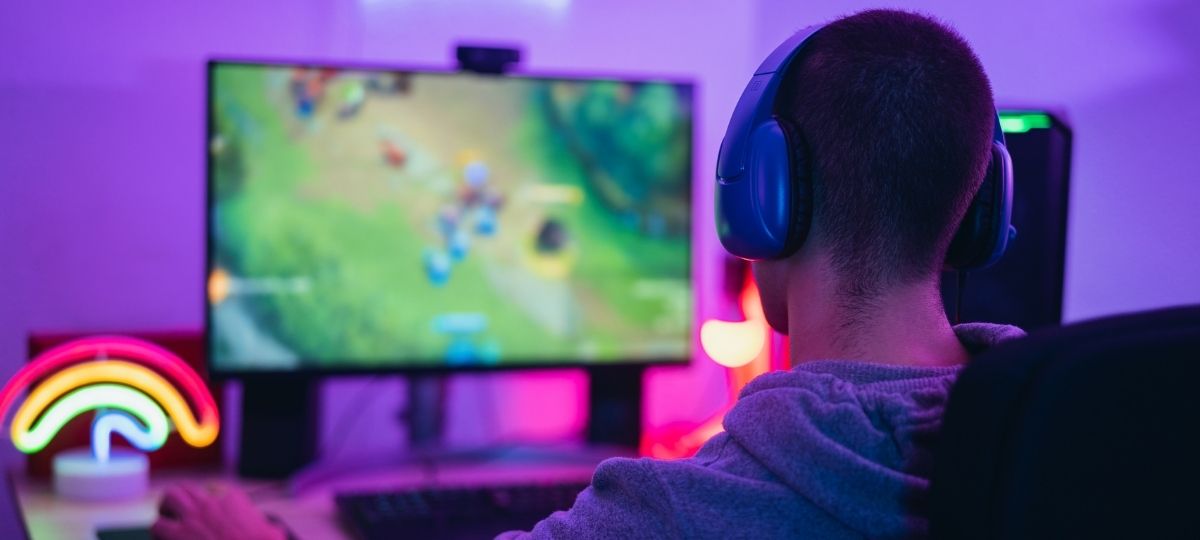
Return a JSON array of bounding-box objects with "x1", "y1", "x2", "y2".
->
[{"x1": 955, "y1": 271, "x2": 968, "y2": 325}]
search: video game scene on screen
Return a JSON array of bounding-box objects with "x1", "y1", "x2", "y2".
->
[{"x1": 207, "y1": 65, "x2": 693, "y2": 370}]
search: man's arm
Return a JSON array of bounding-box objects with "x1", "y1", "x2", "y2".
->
[{"x1": 497, "y1": 457, "x2": 683, "y2": 540}]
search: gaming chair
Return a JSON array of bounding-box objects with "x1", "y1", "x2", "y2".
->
[{"x1": 929, "y1": 305, "x2": 1200, "y2": 539}]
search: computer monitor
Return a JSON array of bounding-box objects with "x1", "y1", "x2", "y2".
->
[
  {"x1": 942, "y1": 110, "x2": 1073, "y2": 331},
  {"x1": 206, "y1": 61, "x2": 695, "y2": 374}
]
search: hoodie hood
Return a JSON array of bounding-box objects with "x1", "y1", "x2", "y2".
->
[{"x1": 722, "y1": 323, "x2": 1024, "y2": 538}]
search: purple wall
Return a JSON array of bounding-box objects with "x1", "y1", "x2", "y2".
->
[
  {"x1": 3, "y1": 0, "x2": 1197, "y2": 460},
  {"x1": 0, "y1": 0, "x2": 754, "y2": 459}
]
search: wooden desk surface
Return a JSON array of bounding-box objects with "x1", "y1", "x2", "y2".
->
[{"x1": 14, "y1": 453, "x2": 605, "y2": 540}]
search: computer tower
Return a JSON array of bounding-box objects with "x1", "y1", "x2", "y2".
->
[{"x1": 943, "y1": 111, "x2": 1073, "y2": 331}]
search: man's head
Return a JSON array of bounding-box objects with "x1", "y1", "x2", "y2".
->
[{"x1": 754, "y1": 9, "x2": 995, "y2": 333}]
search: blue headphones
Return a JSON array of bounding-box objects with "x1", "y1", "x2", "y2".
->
[{"x1": 715, "y1": 24, "x2": 1014, "y2": 270}]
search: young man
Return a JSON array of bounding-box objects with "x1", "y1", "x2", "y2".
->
[{"x1": 153, "y1": 9, "x2": 1023, "y2": 540}]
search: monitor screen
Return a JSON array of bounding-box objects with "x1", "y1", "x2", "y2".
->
[{"x1": 206, "y1": 62, "x2": 694, "y2": 372}]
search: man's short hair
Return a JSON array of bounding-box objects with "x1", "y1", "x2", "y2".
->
[{"x1": 778, "y1": 9, "x2": 995, "y2": 297}]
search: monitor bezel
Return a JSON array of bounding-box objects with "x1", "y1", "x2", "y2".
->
[{"x1": 204, "y1": 58, "x2": 697, "y2": 379}]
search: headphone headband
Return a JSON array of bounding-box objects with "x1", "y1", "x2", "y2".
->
[{"x1": 716, "y1": 25, "x2": 823, "y2": 181}]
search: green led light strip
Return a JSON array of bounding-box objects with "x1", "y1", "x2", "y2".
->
[{"x1": 999, "y1": 112, "x2": 1052, "y2": 134}]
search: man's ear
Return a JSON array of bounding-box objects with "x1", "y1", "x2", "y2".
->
[{"x1": 752, "y1": 260, "x2": 790, "y2": 334}]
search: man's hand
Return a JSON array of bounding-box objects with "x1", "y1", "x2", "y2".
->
[{"x1": 152, "y1": 482, "x2": 288, "y2": 540}]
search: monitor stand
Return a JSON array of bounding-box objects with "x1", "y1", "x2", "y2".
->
[
  {"x1": 585, "y1": 365, "x2": 644, "y2": 448},
  {"x1": 403, "y1": 366, "x2": 644, "y2": 450},
  {"x1": 237, "y1": 379, "x2": 319, "y2": 479},
  {"x1": 403, "y1": 375, "x2": 448, "y2": 450}
]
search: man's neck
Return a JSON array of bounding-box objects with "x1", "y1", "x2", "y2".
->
[{"x1": 786, "y1": 276, "x2": 968, "y2": 368}]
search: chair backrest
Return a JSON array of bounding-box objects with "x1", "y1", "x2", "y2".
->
[{"x1": 929, "y1": 305, "x2": 1200, "y2": 539}]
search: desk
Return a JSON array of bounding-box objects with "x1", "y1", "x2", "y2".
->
[{"x1": 14, "y1": 451, "x2": 606, "y2": 540}]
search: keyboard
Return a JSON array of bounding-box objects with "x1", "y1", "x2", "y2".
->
[{"x1": 336, "y1": 481, "x2": 591, "y2": 540}]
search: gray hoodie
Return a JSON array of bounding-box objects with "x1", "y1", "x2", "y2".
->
[{"x1": 499, "y1": 323, "x2": 1025, "y2": 539}]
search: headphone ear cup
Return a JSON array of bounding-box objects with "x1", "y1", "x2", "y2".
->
[
  {"x1": 946, "y1": 142, "x2": 1013, "y2": 270},
  {"x1": 778, "y1": 120, "x2": 812, "y2": 257},
  {"x1": 715, "y1": 121, "x2": 796, "y2": 260}
]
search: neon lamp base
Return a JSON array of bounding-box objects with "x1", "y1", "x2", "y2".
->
[{"x1": 53, "y1": 448, "x2": 149, "y2": 501}]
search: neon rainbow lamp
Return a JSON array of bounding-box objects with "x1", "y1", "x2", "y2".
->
[{"x1": 0, "y1": 336, "x2": 219, "y2": 500}]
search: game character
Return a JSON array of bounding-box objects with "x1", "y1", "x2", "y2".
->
[
  {"x1": 437, "y1": 206, "x2": 460, "y2": 239},
  {"x1": 288, "y1": 69, "x2": 308, "y2": 101},
  {"x1": 483, "y1": 192, "x2": 506, "y2": 211},
  {"x1": 535, "y1": 218, "x2": 568, "y2": 254},
  {"x1": 366, "y1": 71, "x2": 411, "y2": 95},
  {"x1": 458, "y1": 160, "x2": 491, "y2": 208},
  {"x1": 474, "y1": 206, "x2": 497, "y2": 236},
  {"x1": 338, "y1": 81, "x2": 366, "y2": 120},
  {"x1": 478, "y1": 341, "x2": 502, "y2": 365},
  {"x1": 448, "y1": 229, "x2": 470, "y2": 261},
  {"x1": 296, "y1": 96, "x2": 315, "y2": 120},
  {"x1": 317, "y1": 68, "x2": 339, "y2": 85},
  {"x1": 464, "y1": 161, "x2": 489, "y2": 188},
  {"x1": 380, "y1": 140, "x2": 407, "y2": 169},
  {"x1": 431, "y1": 313, "x2": 489, "y2": 365},
  {"x1": 289, "y1": 69, "x2": 324, "y2": 120},
  {"x1": 392, "y1": 71, "x2": 412, "y2": 94},
  {"x1": 422, "y1": 249, "x2": 452, "y2": 287},
  {"x1": 443, "y1": 340, "x2": 479, "y2": 364}
]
